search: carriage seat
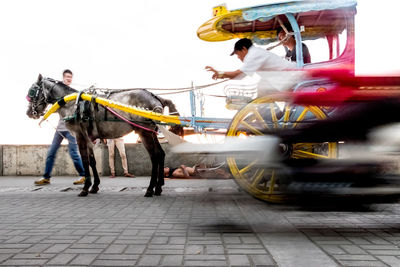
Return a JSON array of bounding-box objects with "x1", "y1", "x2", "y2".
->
[{"x1": 224, "y1": 83, "x2": 257, "y2": 110}]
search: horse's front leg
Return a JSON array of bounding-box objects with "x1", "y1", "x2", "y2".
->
[
  {"x1": 77, "y1": 137, "x2": 92, "y2": 197},
  {"x1": 88, "y1": 147, "x2": 100, "y2": 194}
]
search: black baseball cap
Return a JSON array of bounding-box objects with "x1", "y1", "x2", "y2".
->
[{"x1": 230, "y1": 38, "x2": 253, "y2": 56}]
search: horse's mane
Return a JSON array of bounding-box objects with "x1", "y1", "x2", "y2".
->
[{"x1": 44, "y1": 77, "x2": 78, "y2": 93}]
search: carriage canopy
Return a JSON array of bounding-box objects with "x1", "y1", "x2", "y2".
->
[{"x1": 197, "y1": 0, "x2": 357, "y2": 45}]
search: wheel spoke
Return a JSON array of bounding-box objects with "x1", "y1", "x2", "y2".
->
[
  {"x1": 283, "y1": 105, "x2": 291, "y2": 129},
  {"x1": 268, "y1": 169, "x2": 276, "y2": 193},
  {"x1": 252, "y1": 108, "x2": 270, "y2": 130},
  {"x1": 292, "y1": 108, "x2": 309, "y2": 128},
  {"x1": 240, "y1": 121, "x2": 263, "y2": 135},
  {"x1": 270, "y1": 103, "x2": 278, "y2": 128},
  {"x1": 238, "y1": 160, "x2": 258, "y2": 175},
  {"x1": 251, "y1": 169, "x2": 265, "y2": 187},
  {"x1": 293, "y1": 149, "x2": 330, "y2": 159}
]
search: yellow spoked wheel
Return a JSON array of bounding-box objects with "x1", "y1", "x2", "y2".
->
[{"x1": 226, "y1": 96, "x2": 338, "y2": 203}]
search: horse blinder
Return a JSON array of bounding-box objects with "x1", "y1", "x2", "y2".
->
[{"x1": 27, "y1": 84, "x2": 41, "y2": 102}]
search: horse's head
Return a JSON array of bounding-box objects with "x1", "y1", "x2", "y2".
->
[
  {"x1": 26, "y1": 74, "x2": 48, "y2": 119},
  {"x1": 26, "y1": 74, "x2": 76, "y2": 119}
]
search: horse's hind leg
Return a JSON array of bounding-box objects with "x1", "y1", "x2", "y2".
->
[
  {"x1": 140, "y1": 132, "x2": 162, "y2": 197},
  {"x1": 88, "y1": 148, "x2": 100, "y2": 194},
  {"x1": 77, "y1": 136, "x2": 92, "y2": 197},
  {"x1": 155, "y1": 143, "x2": 165, "y2": 196}
]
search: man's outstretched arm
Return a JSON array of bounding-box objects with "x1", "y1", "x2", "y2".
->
[{"x1": 205, "y1": 66, "x2": 243, "y2": 80}]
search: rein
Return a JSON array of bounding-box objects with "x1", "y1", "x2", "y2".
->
[{"x1": 105, "y1": 107, "x2": 158, "y2": 134}]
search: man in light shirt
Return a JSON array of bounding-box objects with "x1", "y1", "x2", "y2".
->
[{"x1": 206, "y1": 38, "x2": 298, "y2": 95}]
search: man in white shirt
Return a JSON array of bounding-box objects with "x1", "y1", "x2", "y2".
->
[{"x1": 206, "y1": 38, "x2": 299, "y2": 95}]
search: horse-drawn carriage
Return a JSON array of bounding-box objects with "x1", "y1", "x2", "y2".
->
[{"x1": 26, "y1": 0, "x2": 400, "y2": 203}]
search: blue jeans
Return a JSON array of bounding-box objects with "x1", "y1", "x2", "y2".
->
[{"x1": 43, "y1": 131, "x2": 85, "y2": 179}]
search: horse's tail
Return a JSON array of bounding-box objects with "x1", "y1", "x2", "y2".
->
[{"x1": 158, "y1": 97, "x2": 185, "y2": 137}]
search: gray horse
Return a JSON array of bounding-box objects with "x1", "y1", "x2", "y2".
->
[{"x1": 26, "y1": 74, "x2": 184, "y2": 197}]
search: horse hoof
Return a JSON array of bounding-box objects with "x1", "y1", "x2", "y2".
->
[
  {"x1": 89, "y1": 187, "x2": 99, "y2": 194},
  {"x1": 155, "y1": 187, "x2": 162, "y2": 196},
  {"x1": 144, "y1": 190, "x2": 154, "y2": 197},
  {"x1": 78, "y1": 190, "x2": 88, "y2": 197}
]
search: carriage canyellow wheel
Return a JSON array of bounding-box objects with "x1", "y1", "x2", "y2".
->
[{"x1": 226, "y1": 96, "x2": 338, "y2": 203}]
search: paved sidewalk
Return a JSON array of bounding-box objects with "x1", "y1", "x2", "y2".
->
[{"x1": 0, "y1": 177, "x2": 400, "y2": 266}]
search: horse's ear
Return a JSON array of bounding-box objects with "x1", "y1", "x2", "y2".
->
[{"x1": 37, "y1": 74, "x2": 43, "y2": 83}]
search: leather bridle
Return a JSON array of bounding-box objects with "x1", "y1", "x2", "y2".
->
[{"x1": 27, "y1": 78, "x2": 58, "y2": 117}]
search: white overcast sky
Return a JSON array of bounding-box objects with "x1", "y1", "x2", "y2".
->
[{"x1": 0, "y1": 0, "x2": 399, "y2": 144}]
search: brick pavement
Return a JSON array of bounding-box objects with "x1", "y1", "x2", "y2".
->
[
  {"x1": 285, "y1": 206, "x2": 400, "y2": 267},
  {"x1": 0, "y1": 177, "x2": 400, "y2": 266}
]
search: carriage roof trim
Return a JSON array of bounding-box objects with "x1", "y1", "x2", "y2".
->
[{"x1": 197, "y1": 0, "x2": 357, "y2": 45}]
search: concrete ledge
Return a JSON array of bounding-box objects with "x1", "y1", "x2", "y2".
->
[
  {"x1": 0, "y1": 145, "x2": 2, "y2": 176},
  {"x1": 0, "y1": 143, "x2": 204, "y2": 177}
]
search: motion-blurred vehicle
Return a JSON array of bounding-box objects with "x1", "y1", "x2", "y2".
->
[{"x1": 196, "y1": 0, "x2": 400, "y2": 203}]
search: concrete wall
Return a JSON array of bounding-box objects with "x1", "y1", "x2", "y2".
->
[
  {"x1": 0, "y1": 144, "x2": 103, "y2": 176},
  {"x1": 2, "y1": 143, "x2": 400, "y2": 177},
  {"x1": 0, "y1": 144, "x2": 202, "y2": 177}
]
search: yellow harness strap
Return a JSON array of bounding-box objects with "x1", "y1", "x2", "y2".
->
[{"x1": 39, "y1": 93, "x2": 182, "y2": 126}]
